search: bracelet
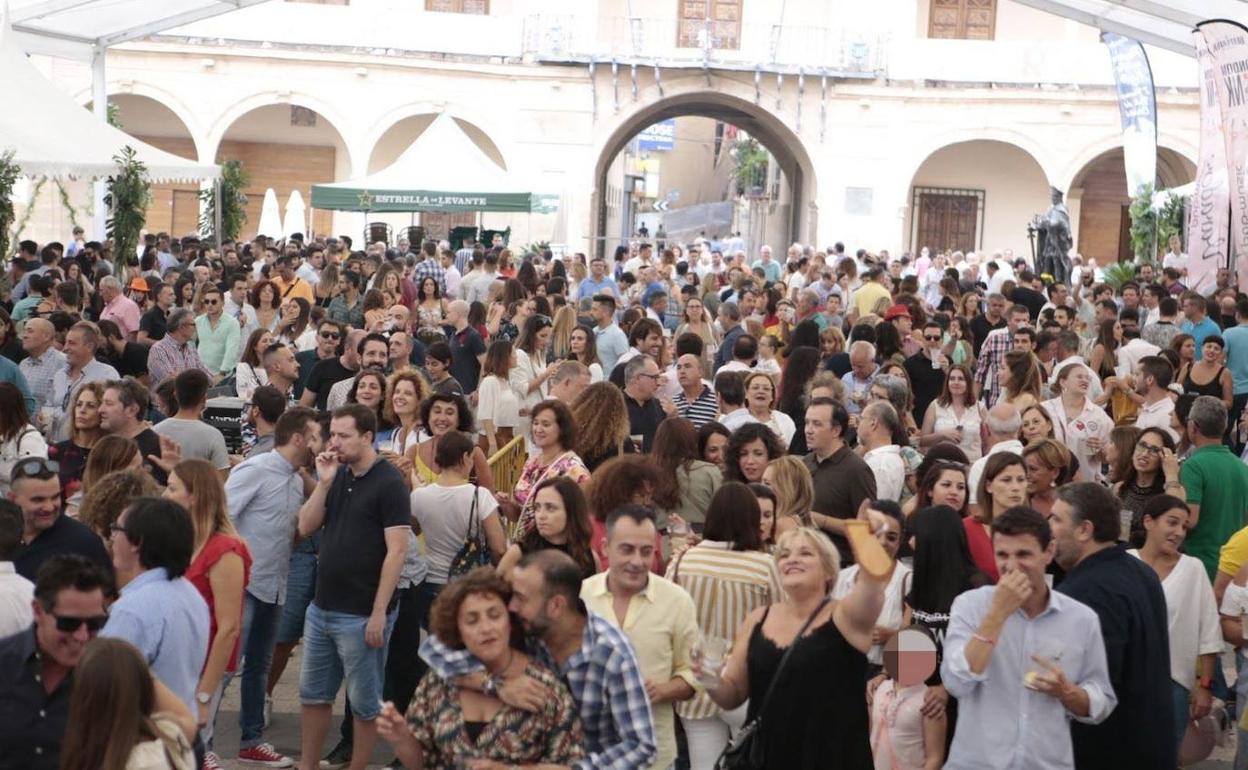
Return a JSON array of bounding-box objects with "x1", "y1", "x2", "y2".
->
[{"x1": 972, "y1": 633, "x2": 996, "y2": 645}]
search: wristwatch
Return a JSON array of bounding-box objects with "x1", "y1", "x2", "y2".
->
[{"x1": 196, "y1": 692, "x2": 212, "y2": 705}]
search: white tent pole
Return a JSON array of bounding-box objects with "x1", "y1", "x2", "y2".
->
[{"x1": 91, "y1": 44, "x2": 108, "y2": 241}]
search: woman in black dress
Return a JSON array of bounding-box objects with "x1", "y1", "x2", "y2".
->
[{"x1": 696, "y1": 526, "x2": 885, "y2": 769}]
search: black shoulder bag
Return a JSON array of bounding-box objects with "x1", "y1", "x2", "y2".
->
[{"x1": 715, "y1": 595, "x2": 832, "y2": 770}]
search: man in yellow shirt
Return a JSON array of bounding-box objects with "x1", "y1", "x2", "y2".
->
[
  {"x1": 269, "y1": 255, "x2": 314, "y2": 305},
  {"x1": 852, "y1": 266, "x2": 893, "y2": 319},
  {"x1": 582, "y1": 505, "x2": 699, "y2": 770}
]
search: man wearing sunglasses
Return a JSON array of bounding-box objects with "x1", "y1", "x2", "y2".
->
[
  {"x1": 194, "y1": 285, "x2": 242, "y2": 380},
  {"x1": 12, "y1": 457, "x2": 110, "y2": 581},
  {"x1": 904, "y1": 319, "x2": 950, "y2": 423},
  {"x1": 0, "y1": 554, "x2": 112, "y2": 770}
]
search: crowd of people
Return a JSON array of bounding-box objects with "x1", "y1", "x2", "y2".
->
[{"x1": 1, "y1": 228, "x2": 1248, "y2": 770}]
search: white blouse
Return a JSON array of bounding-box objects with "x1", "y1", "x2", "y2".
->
[
  {"x1": 509, "y1": 350, "x2": 549, "y2": 413},
  {"x1": 932, "y1": 401, "x2": 984, "y2": 462},
  {"x1": 1041, "y1": 396, "x2": 1113, "y2": 484},
  {"x1": 235, "y1": 362, "x2": 269, "y2": 402},
  {"x1": 477, "y1": 374, "x2": 520, "y2": 434},
  {"x1": 1130, "y1": 551, "x2": 1222, "y2": 690},
  {"x1": 834, "y1": 562, "x2": 912, "y2": 665}
]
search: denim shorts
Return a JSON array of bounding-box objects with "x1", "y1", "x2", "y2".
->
[
  {"x1": 276, "y1": 549, "x2": 318, "y2": 644},
  {"x1": 299, "y1": 602, "x2": 396, "y2": 720}
]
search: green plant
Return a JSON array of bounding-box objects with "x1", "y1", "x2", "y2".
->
[
  {"x1": 0, "y1": 151, "x2": 20, "y2": 261},
  {"x1": 1128, "y1": 183, "x2": 1158, "y2": 262},
  {"x1": 199, "y1": 159, "x2": 250, "y2": 245},
  {"x1": 730, "y1": 137, "x2": 769, "y2": 197},
  {"x1": 1101, "y1": 261, "x2": 1138, "y2": 291},
  {"x1": 12, "y1": 177, "x2": 45, "y2": 244},
  {"x1": 1157, "y1": 193, "x2": 1185, "y2": 251},
  {"x1": 54, "y1": 180, "x2": 81, "y2": 232},
  {"x1": 104, "y1": 146, "x2": 150, "y2": 276}
]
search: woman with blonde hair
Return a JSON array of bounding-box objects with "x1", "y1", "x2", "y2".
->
[
  {"x1": 819, "y1": 325, "x2": 846, "y2": 361},
  {"x1": 58, "y1": 638, "x2": 197, "y2": 770},
  {"x1": 548, "y1": 304, "x2": 577, "y2": 361},
  {"x1": 1021, "y1": 438, "x2": 1074, "y2": 517},
  {"x1": 378, "y1": 369, "x2": 432, "y2": 457},
  {"x1": 164, "y1": 459, "x2": 252, "y2": 767},
  {"x1": 570, "y1": 382, "x2": 635, "y2": 471},
  {"x1": 761, "y1": 455, "x2": 814, "y2": 537},
  {"x1": 53, "y1": 380, "x2": 106, "y2": 494}
]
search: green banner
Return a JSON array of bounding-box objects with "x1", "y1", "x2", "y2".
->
[{"x1": 310, "y1": 185, "x2": 533, "y2": 213}]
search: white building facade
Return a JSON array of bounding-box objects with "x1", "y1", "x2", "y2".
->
[{"x1": 15, "y1": 0, "x2": 1199, "y2": 262}]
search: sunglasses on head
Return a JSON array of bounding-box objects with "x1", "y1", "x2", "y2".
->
[
  {"x1": 12, "y1": 457, "x2": 59, "y2": 482},
  {"x1": 53, "y1": 613, "x2": 108, "y2": 633}
]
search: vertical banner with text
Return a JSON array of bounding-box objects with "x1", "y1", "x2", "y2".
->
[
  {"x1": 1101, "y1": 32, "x2": 1157, "y2": 198},
  {"x1": 1188, "y1": 26, "x2": 1232, "y2": 294},
  {"x1": 1197, "y1": 20, "x2": 1248, "y2": 292}
]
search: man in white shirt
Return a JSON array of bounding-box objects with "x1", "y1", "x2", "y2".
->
[
  {"x1": 1114, "y1": 327, "x2": 1160, "y2": 382},
  {"x1": 0, "y1": 501, "x2": 33, "y2": 637},
  {"x1": 623, "y1": 243, "x2": 654, "y2": 276},
  {"x1": 1133, "y1": 356, "x2": 1179, "y2": 442},
  {"x1": 440, "y1": 249, "x2": 462, "y2": 299},
  {"x1": 859, "y1": 401, "x2": 905, "y2": 502},
  {"x1": 1162, "y1": 234, "x2": 1188, "y2": 276},
  {"x1": 968, "y1": 403, "x2": 1023, "y2": 515}
]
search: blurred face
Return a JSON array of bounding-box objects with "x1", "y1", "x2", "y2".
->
[
  {"x1": 458, "y1": 592, "x2": 512, "y2": 665},
  {"x1": 530, "y1": 408, "x2": 562, "y2": 450},
  {"x1": 676, "y1": 355, "x2": 702, "y2": 389},
  {"x1": 389, "y1": 333, "x2": 412, "y2": 363},
  {"x1": 157, "y1": 286, "x2": 175, "y2": 309},
  {"x1": 1061, "y1": 366, "x2": 1091, "y2": 396},
  {"x1": 1020, "y1": 409, "x2": 1050, "y2": 443},
  {"x1": 269, "y1": 346, "x2": 299, "y2": 381},
  {"x1": 758, "y1": 497, "x2": 775, "y2": 543},
  {"x1": 866, "y1": 509, "x2": 902, "y2": 558},
  {"x1": 1203, "y1": 341, "x2": 1223, "y2": 363},
  {"x1": 591, "y1": 259, "x2": 605, "y2": 278},
  {"x1": 1122, "y1": 287, "x2": 1138, "y2": 307},
  {"x1": 686, "y1": 299, "x2": 703, "y2": 321},
  {"x1": 73, "y1": 389, "x2": 101, "y2": 431},
  {"x1": 534, "y1": 327, "x2": 553, "y2": 353},
  {"x1": 392, "y1": 381, "x2": 421, "y2": 419},
  {"x1": 1144, "y1": 506, "x2": 1188, "y2": 556},
  {"x1": 992, "y1": 531, "x2": 1052, "y2": 592},
  {"x1": 738, "y1": 439, "x2": 770, "y2": 482},
  {"x1": 424, "y1": 399, "x2": 459, "y2": 434},
  {"x1": 930, "y1": 469, "x2": 967, "y2": 510},
  {"x1": 1048, "y1": 498, "x2": 1089, "y2": 570},
  {"x1": 354, "y1": 375, "x2": 383, "y2": 408},
  {"x1": 162, "y1": 471, "x2": 193, "y2": 511},
  {"x1": 1132, "y1": 432, "x2": 1165, "y2": 474},
  {"x1": 360, "y1": 341, "x2": 389, "y2": 370},
  {"x1": 606, "y1": 515, "x2": 657, "y2": 594},
  {"x1": 804, "y1": 403, "x2": 836, "y2": 453},
  {"x1": 98, "y1": 387, "x2": 132, "y2": 432},
  {"x1": 850, "y1": 352, "x2": 874, "y2": 379},
  {"x1": 703, "y1": 433, "x2": 729, "y2": 467},
  {"x1": 12, "y1": 476, "x2": 62, "y2": 535},
  {"x1": 747, "y1": 377, "x2": 775, "y2": 410},
  {"x1": 328, "y1": 415, "x2": 371, "y2": 464},
  {"x1": 947, "y1": 368, "x2": 968, "y2": 397},
  {"x1": 1013, "y1": 333, "x2": 1033, "y2": 352},
  {"x1": 33, "y1": 587, "x2": 107, "y2": 669},
  {"x1": 776, "y1": 534, "x2": 831, "y2": 592},
  {"x1": 570, "y1": 329, "x2": 588, "y2": 355},
  {"x1": 533, "y1": 486, "x2": 569, "y2": 543},
  {"x1": 987, "y1": 463, "x2": 1028, "y2": 513},
  {"x1": 281, "y1": 300, "x2": 299, "y2": 322},
  {"x1": 592, "y1": 301, "x2": 612, "y2": 326},
  {"x1": 63, "y1": 329, "x2": 92, "y2": 367},
  {"x1": 988, "y1": 297, "x2": 1006, "y2": 318},
  {"x1": 1180, "y1": 338, "x2": 1195, "y2": 360},
  {"x1": 421, "y1": 278, "x2": 436, "y2": 297},
  {"x1": 629, "y1": 359, "x2": 661, "y2": 399},
  {"x1": 1024, "y1": 454, "x2": 1059, "y2": 494}
]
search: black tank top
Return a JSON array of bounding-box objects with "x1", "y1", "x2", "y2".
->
[
  {"x1": 1183, "y1": 365, "x2": 1225, "y2": 399},
  {"x1": 745, "y1": 605, "x2": 872, "y2": 769}
]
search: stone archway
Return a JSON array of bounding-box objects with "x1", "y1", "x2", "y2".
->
[{"x1": 591, "y1": 90, "x2": 817, "y2": 258}]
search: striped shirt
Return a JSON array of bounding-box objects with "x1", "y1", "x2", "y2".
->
[
  {"x1": 665, "y1": 541, "x2": 782, "y2": 720},
  {"x1": 673, "y1": 385, "x2": 719, "y2": 428}
]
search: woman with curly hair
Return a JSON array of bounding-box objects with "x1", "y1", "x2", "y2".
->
[
  {"x1": 584, "y1": 454, "x2": 665, "y2": 571},
  {"x1": 346, "y1": 368, "x2": 390, "y2": 436},
  {"x1": 378, "y1": 369, "x2": 431, "y2": 457},
  {"x1": 651, "y1": 417, "x2": 723, "y2": 535},
  {"x1": 497, "y1": 477, "x2": 598, "y2": 580},
  {"x1": 406, "y1": 391, "x2": 493, "y2": 490},
  {"x1": 376, "y1": 566, "x2": 584, "y2": 769},
  {"x1": 67, "y1": 434, "x2": 144, "y2": 519},
  {"x1": 761, "y1": 455, "x2": 814, "y2": 537},
  {"x1": 414, "y1": 275, "x2": 446, "y2": 335},
  {"x1": 510, "y1": 400, "x2": 591, "y2": 538},
  {"x1": 743, "y1": 371, "x2": 796, "y2": 446},
  {"x1": 569, "y1": 382, "x2": 636, "y2": 471},
  {"x1": 248, "y1": 279, "x2": 281, "y2": 333},
  {"x1": 362, "y1": 288, "x2": 388, "y2": 330},
  {"x1": 77, "y1": 468, "x2": 159, "y2": 558},
  {"x1": 724, "y1": 422, "x2": 785, "y2": 485}
]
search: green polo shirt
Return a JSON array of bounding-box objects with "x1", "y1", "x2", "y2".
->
[{"x1": 1181, "y1": 443, "x2": 1248, "y2": 580}]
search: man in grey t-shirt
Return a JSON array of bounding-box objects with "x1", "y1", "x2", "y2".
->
[{"x1": 152, "y1": 369, "x2": 230, "y2": 470}]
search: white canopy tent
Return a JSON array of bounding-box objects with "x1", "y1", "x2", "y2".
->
[
  {"x1": 1007, "y1": 0, "x2": 1248, "y2": 56},
  {"x1": 0, "y1": 20, "x2": 219, "y2": 181}
]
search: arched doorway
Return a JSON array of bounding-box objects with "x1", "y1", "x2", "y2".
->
[
  {"x1": 107, "y1": 94, "x2": 202, "y2": 238},
  {"x1": 366, "y1": 114, "x2": 507, "y2": 242},
  {"x1": 1066, "y1": 146, "x2": 1195, "y2": 264},
  {"x1": 213, "y1": 104, "x2": 351, "y2": 240},
  {"x1": 905, "y1": 140, "x2": 1051, "y2": 256},
  {"x1": 592, "y1": 92, "x2": 816, "y2": 259}
]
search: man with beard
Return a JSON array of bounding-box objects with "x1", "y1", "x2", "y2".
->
[
  {"x1": 1050, "y1": 482, "x2": 1174, "y2": 769},
  {"x1": 419, "y1": 548, "x2": 658, "y2": 770}
]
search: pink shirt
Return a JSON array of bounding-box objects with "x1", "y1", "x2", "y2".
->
[{"x1": 100, "y1": 294, "x2": 142, "y2": 338}]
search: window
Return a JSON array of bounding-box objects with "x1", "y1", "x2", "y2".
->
[
  {"x1": 678, "y1": 0, "x2": 742, "y2": 50},
  {"x1": 911, "y1": 187, "x2": 985, "y2": 254},
  {"x1": 426, "y1": 0, "x2": 488, "y2": 13},
  {"x1": 928, "y1": 0, "x2": 996, "y2": 40}
]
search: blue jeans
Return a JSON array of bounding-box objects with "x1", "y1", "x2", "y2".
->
[
  {"x1": 277, "y1": 549, "x2": 318, "y2": 644},
  {"x1": 299, "y1": 603, "x2": 396, "y2": 721},
  {"x1": 1171, "y1": 680, "x2": 1190, "y2": 752},
  {"x1": 238, "y1": 592, "x2": 283, "y2": 748}
]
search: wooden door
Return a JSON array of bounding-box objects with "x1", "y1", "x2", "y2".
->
[
  {"x1": 678, "y1": 0, "x2": 742, "y2": 50},
  {"x1": 172, "y1": 190, "x2": 201, "y2": 239},
  {"x1": 929, "y1": 0, "x2": 996, "y2": 40},
  {"x1": 420, "y1": 212, "x2": 477, "y2": 240},
  {"x1": 915, "y1": 191, "x2": 980, "y2": 254}
]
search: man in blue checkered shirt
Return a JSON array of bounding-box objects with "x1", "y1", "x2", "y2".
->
[
  {"x1": 413, "y1": 240, "x2": 447, "y2": 297},
  {"x1": 420, "y1": 550, "x2": 657, "y2": 769}
]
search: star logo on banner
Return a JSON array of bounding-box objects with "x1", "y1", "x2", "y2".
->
[{"x1": 357, "y1": 190, "x2": 375, "y2": 209}]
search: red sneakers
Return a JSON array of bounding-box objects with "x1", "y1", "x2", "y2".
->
[{"x1": 237, "y1": 743, "x2": 294, "y2": 767}]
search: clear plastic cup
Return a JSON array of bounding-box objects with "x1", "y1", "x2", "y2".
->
[{"x1": 694, "y1": 635, "x2": 731, "y2": 687}]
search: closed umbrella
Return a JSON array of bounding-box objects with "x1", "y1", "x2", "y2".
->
[
  {"x1": 256, "y1": 188, "x2": 282, "y2": 239},
  {"x1": 283, "y1": 190, "x2": 307, "y2": 240}
]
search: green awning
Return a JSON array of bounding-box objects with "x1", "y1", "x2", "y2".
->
[{"x1": 309, "y1": 186, "x2": 532, "y2": 213}]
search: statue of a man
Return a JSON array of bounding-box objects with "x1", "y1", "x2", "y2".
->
[{"x1": 1033, "y1": 187, "x2": 1073, "y2": 285}]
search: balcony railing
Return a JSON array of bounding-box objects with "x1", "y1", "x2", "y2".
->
[{"x1": 522, "y1": 15, "x2": 886, "y2": 77}]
